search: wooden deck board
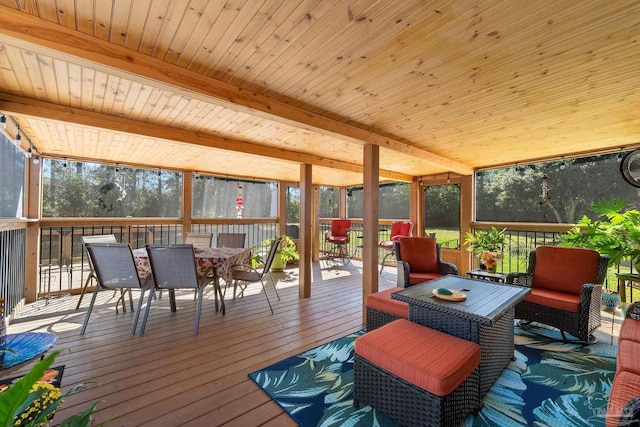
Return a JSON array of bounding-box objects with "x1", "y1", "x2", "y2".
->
[
  {"x1": 7, "y1": 261, "x2": 391, "y2": 426},
  {"x1": 5, "y1": 262, "x2": 621, "y2": 426}
]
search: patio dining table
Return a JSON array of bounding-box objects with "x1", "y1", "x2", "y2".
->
[{"x1": 132, "y1": 246, "x2": 250, "y2": 315}]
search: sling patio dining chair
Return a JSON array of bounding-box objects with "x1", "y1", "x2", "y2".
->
[
  {"x1": 76, "y1": 234, "x2": 133, "y2": 313},
  {"x1": 81, "y1": 243, "x2": 154, "y2": 336},
  {"x1": 143, "y1": 244, "x2": 205, "y2": 335},
  {"x1": 215, "y1": 232, "x2": 246, "y2": 297},
  {"x1": 184, "y1": 232, "x2": 213, "y2": 248},
  {"x1": 216, "y1": 233, "x2": 246, "y2": 248},
  {"x1": 230, "y1": 237, "x2": 282, "y2": 313}
]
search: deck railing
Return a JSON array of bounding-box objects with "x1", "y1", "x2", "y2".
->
[
  {"x1": 38, "y1": 218, "x2": 278, "y2": 298},
  {"x1": 0, "y1": 223, "x2": 26, "y2": 316},
  {"x1": 5, "y1": 218, "x2": 635, "y2": 302}
]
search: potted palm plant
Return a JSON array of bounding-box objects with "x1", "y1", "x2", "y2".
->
[{"x1": 463, "y1": 227, "x2": 506, "y2": 273}]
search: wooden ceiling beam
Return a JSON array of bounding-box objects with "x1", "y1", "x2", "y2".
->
[
  {"x1": 0, "y1": 7, "x2": 472, "y2": 175},
  {"x1": 0, "y1": 92, "x2": 413, "y2": 182}
]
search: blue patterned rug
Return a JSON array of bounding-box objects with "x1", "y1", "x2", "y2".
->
[{"x1": 248, "y1": 326, "x2": 617, "y2": 426}]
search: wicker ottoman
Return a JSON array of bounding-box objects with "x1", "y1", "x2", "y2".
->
[
  {"x1": 366, "y1": 287, "x2": 408, "y2": 331},
  {"x1": 354, "y1": 319, "x2": 481, "y2": 427}
]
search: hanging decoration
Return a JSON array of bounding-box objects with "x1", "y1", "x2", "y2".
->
[
  {"x1": 235, "y1": 183, "x2": 244, "y2": 218},
  {"x1": 539, "y1": 175, "x2": 550, "y2": 205}
]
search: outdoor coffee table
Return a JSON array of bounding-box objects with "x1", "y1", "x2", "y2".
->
[
  {"x1": 466, "y1": 269, "x2": 509, "y2": 283},
  {"x1": 392, "y1": 275, "x2": 530, "y2": 396}
]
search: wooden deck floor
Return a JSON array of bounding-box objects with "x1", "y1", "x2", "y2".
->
[
  {"x1": 6, "y1": 262, "x2": 621, "y2": 426},
  {"x1": 7, "y1": 260, "x2": 397, "y2": 426}
]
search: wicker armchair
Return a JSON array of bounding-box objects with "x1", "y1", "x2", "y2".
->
[
  {"x1": 396, "y1": 237, "x2": 458, "y2": 287},
  {"x1": 508, "y1": 246, "x2": 608, "y2": 344}
]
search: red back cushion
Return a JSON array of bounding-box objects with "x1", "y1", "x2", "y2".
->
[
  {"x1": 398, "y1": 237, "x2": 439, "y2": 273},
  {"x1": 390, "y1": 221, "x2": 413, "y2": 240},
  {"x1": 532, "y1": 246, "x2": 601, "y2": 295},
  {"x1": 331, "y1": 219, "x2": 352, "y2": 238}
]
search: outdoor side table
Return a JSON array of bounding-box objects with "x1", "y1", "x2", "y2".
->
[
  {"x1": 615, "y1": 273, "x2": 640, "y2": 303},
  {"x1": 0, "y1": 332, "x2": 58, "y2": 373},
  {"x1": 392, "y1": 275, "x2": 530, "y2": 396},
  {"x1": 466, "y1": 269, "x2": 509, "y2": 283}
]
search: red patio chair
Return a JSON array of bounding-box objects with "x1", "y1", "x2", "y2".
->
[
  {"x1": 325, "y1": 219, "x2": 353, "y2": 265},
  {"x1": 378, "y1": 221, "x2": 413, "y2": 274},
  {"x1": 509, "y1": 246, "x2": 608, "y2": 344},
  {"x1": 396, "y1": 237, "x2": 458, "y2": 287}
]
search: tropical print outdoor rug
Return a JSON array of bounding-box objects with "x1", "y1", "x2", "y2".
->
[{"x1": 248, "y1": 326, "x2": 617, "y2": 427}]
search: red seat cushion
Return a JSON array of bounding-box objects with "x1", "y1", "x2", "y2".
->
[
  {"x1": 409, "y1": 272, "x2": 443, "y2": 285},
  {"x1": 398, "y1": 237, "x2": 439, "y2": 273},
  {"x1": 619, "y1": 318, "x2": 640, "y2": 343},
  {"x1": 532, "y1": 246, "x2": 600, "y2": 295},
  {"x1": 378, "y1": 240, "x2": 395, "y2": 249},
  {"x1": 523, "y1": 288, "x2": 581, "y2": 313},
  {"x1": 606, "y1": 370, "x2": 640, "y2": 427},
  {"x1": 617, "y1": 339, "x2": 640, "y2": 375},
  {"x1": 366, "y1": 288, "x2": 408, "y2": 319},
  {"x1": 326, "y1": 236, "x2": 349, "y2": 243},
  {"x1": 355, "y1": 319, "x2": 481, "y2": 396}
]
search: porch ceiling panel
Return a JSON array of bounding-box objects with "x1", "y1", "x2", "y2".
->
[
  {"x1": 20, "y1": 117, "x2": 303, "y2": 182},
  {"x1": 0, "y1": 1, "x2": 638, "y2": 184}
]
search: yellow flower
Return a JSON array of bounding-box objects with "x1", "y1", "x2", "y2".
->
[{"x1": 13, "y1": 381, "x2": 62, "y2": 425}]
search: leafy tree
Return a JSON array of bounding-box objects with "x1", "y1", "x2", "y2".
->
[{"x1": 477, "y1": 152, "x2": 640, "y2": 223}]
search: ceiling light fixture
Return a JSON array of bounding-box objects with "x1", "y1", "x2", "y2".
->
[
  {"x1": 617, "y1": 148, "x2": 625, "y2": 163},
  {"x1": 0, "y1": 114, "x2": 6, "y2": 130},
  {"x1": 25, "y1": 146, "x2": 32, "y2": 159},
  {"x1": 447, "y1": 173, "x2": 451, "y2": 184},
  {"x1": 559, "y1": 157, "x2": 566, "y2": 170},
  {"x1": 62, "y1": 158, "x2": 67, "y2": 168},
  {"x1": 33, "y1": 155, "x2": 40, "y2": 165},
  {"x1": 13, "y1": 125, "x2": 21, "y2": 147}
]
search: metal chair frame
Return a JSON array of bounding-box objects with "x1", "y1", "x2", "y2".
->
[
  {"x1": 81, "y1": 243, "x2": 153, "y2": 336},
  {"x1": 325, "y1": 219, "x2": 353, "y2": 265},
  {"x1": 378, "y1": 221, "x2": 413, "y2": 274},
  {"x1": 184, "y1": 232, "x2": 213, "y2": 248},
  {"x1": 143, "y1": 244, "x2": 205, "y2": 335},
  {"x1": 230, "y1": 237, "x2": 282, "y2": 313},
  {"x1": 76, "y1": 234, "x2": 133, "y2": 312},
  {"x1": 217, "y1": 233, "x2": 246, "y2": 248}
]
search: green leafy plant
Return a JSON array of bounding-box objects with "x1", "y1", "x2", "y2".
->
[
  {"x1": 0, "y1": 350, "x2": 101, "y2": 427},
  {"x1": 463, "y1": 226, "x2": 506, "y2": 255},
  {"x1": 263, "y1": 235, "x2": 299, "y2": 264},
  {"x1": 561, "y1": 198, "x2": 640, "y2": 268}
]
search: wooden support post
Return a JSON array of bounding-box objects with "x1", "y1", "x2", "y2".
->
[
  {"x1": 410, "y1": 178, "x2": 422, "y2": 236},
  {"x1": 362, "y1": 144, "x2": 380, "y2": 323},
  {"x1": 339, "y1": 188, "x2": 347, "y2": 219},
  {"x1": 460, "y1": 174, "x2": 474, "y2": 274},
  {"x1": 312, "y1": 185, "x2": 320, "y2": 262},
  {"x1": 182, "y1": 172, "x2": 193, "y2": 240},
  {"x1": 299, "y1": 165, "x2": 313, "y2": 298},
  {"x1": 278, "y1": 182, "x2": 287, "y2": 237},
  {"x1": 24, "y1": 158, "x2": 41, "y2": 303}
]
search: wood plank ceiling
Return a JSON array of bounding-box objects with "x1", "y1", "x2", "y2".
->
[{"x1": 0, "y1": 0, "x2": 638, "y2": 186}]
